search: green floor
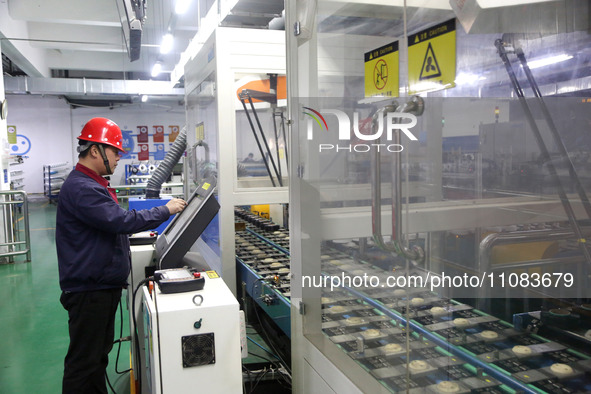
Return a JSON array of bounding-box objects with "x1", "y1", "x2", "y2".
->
[
  {"x1": 0, "y1": 197, "x2": 285, "y2": 394},
  {"x1": 0, "y1": 197, "x2": 131, "y2": 394}
]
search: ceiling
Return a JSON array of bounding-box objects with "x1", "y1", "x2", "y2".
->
[{"x1": 0, "y1": 0, "x2": 284, "y2": 87}]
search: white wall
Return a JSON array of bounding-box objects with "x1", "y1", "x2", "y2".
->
[{"x1": 5, "y1": 95, "x2": 186, "y2": 193}]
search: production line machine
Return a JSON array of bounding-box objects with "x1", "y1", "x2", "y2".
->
[
  {"x1": 128, "y1": 179, "x2": 244, "y2": 394},
  {"x1": 232, "y1": 204, "x2": 591, "y2": 393}
]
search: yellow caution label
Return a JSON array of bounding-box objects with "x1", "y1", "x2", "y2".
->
[
  {"x1": 206, "y1": 270, "x2": 219, "y2": 279},
  {"x1": 364, "y1": 41, "x2": 399, "y2": 98},
  {"x1": 408, "y1": 19, "x2": 456, "y2": 94},
  {"x1": 202, "y1": 182, "x2": 211, "y2": 190}
]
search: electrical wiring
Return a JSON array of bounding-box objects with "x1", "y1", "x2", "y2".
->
[
  {"x1": 247, "y1": 336, "x2": 280, "y2": 360},
  {"x1": 131, "y1": 276, "x2": 154, "y2": 394},
  {"x1": 114, "y1": 298, "x2": 132, "y2": 375},
  {"x1": 249, "y1": 277, "x2": 292, "y2": 375}
]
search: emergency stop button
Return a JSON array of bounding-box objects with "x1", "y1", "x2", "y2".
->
[{"x1": 193, "y1": 272, "x2": 201, "y2": 278}]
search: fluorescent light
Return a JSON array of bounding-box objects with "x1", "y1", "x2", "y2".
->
[
  {"x1": 527, "y1": 54, "x2": 573, "y2": 69},
  {"x1": 151, "y1": 63, "x2": 162, "y2": 77},
  {"x1": 175, "y1": 0, "x2": 191, "y2": 14},
  {"x1": 141, "y1": 95, "x2": 148, "y2": 102},
  {"x1": 160, "y1": 33, "x2": 174, "y2": 54}
]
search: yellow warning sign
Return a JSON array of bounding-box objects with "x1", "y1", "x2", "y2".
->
[
  {"x1": 206, "y1": 270, "x2": 219, "y2": 279},
  {"x1": 364, "y1": 41, "x2": 399, "y2": 98},
  {"x1": 408, "y1": 19, "x2": 456, "y2": 94}
]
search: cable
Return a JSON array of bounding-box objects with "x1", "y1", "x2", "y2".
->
[
  {"x1": 114, "y1": 298, "x2": 132, "y2": 374},
  {"x1": 105, "y1": 372, "x2": 118, "y2": 394},
  {"x1": 250, "y1": 278, "x2": 292, "y2": 375},
  {"x1": 132, "y1": 276, "x2": 154, "y2": 394},
  {"x1": 247, "y1": 336, "x2": 280, "y2": 360}
]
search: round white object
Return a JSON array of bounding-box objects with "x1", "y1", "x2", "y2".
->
[
  {"x1": 263, "y1": 258, "x2": 274, "y2": 263},
  {"x1": 278, "y1": 268, "x2": 290, "y2": 274},
  {"x1": 251, "y1": 249, "x2": 262, "y2": 254},
  {"x1": 411, "y1": 297, "x2": 425, "y2": 307},
  {"x1": 453, "y1": 318, "x2": 470, "y2": 327},
  {"x1": 320, "y1": 255, "x2": 331, "y2": 260},
  {"x1": 512, "y1": 345, "x2": 532, "y2": 356},
  {"x1": 329, "y1": 259, "x2": 342, "y2": 265},
  {"x1": 345, "y1": 317, "x2": 364, "y2": 325},
  {"x1": 479, "y1": 330, "x2": 499, "y2": 340},
  {"x1": 393, "y1": 289, "x2": 406, "y2": 297},
  {"x1": 436, "y1": 381, "x2": 460, "y2": 393},
  {"x1": 408, "y1": 360, "x2": 428, "y2": 372},
  {"x1": 329, "y1": 305, "x2": 345, "y2": 313},
  {"x1": 270, "y1": 262, "x2": 283, "y2": 268},
  {"x1": 362, "y1": 329, "x2": 381, "y2": 338},
  {"x1": 321, "y1": 297, "x2": 333, "y2": 304},
  {"x1": 384, "y1": 343, "x2": 403, "y2": 353},
  {"x1": 430, "y1": 307, "x2": 447, "y2": 316},
  {"x1": 550, "y1": 363, "x2": 573, "y2": 377},
  {"x1": 246, "y1": 246, "x2": 255, "y2": 250}
]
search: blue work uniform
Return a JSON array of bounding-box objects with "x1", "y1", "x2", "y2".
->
[{"x1": 56, "y1": 163, "x2": 170, "y2": 394}]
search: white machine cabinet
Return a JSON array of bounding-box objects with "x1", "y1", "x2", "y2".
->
[{"x1": 143, "y1": 273, "x2": 242, "y2": 394}]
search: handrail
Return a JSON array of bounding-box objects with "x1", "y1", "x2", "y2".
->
[
  {"x1": 0, "y1": 190, "x2": 31, "y2": 262},
  {"x1": 371, "y1": 96, "x2": 425, "y2": 262}
]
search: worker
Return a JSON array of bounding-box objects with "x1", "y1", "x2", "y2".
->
[{"x1": 55, "y1": 117, "x2": 187, "y2": 393}]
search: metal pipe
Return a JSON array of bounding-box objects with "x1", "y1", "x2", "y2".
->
[
  {"x1": 371, "y1": 97, "x2": 425, "y2": 262},
  {"x1": 239, "y1": 97, "x2": 276, "y2": 187},
  {"x1": 515, "y1": 47, "x2": 591, "y2": 220},
  {"x1": 495, "y1": 39, "x2": 591, "y2": 267},
  {"x1": 246, "y1": 95, "x2": 283, "y2": 186}
]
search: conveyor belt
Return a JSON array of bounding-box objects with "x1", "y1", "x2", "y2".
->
[{"x1": 233, "y1": 209, "x2": 591, "y2": 392}]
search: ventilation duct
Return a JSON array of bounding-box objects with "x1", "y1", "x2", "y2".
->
[{"x1": 146, "y1": 126, "x2": 187, "y2": 199}]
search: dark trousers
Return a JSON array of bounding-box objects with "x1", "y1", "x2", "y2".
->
[{"x1": 60, "y1": 288, "x2": 122, "y2": 394}]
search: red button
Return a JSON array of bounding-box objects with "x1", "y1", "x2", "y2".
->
[{"x1": 193, "y1": 272, "x2": 201, "y2": 278}]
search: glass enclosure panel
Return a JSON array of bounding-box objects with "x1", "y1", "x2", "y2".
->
[
  {"x1": 235, "y1": 73, "x2": 289, "y2": 189},
  {"x1": 185, "y1": 71, "x2": 218, "y2": 196},
  {"x1": 290, "y1": 1, "x2": 591, "y2": 393}
]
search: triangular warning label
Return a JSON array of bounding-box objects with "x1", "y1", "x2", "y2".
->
[
  {"x1": 419, "y1": 42, "x2": 441, "y2": 80},
  {"x1": 369, "y1": 53, "x2": 373, "y2": 60},
  {"x1": 414, "y1": 36, "x2": 419, "y2": 44}
]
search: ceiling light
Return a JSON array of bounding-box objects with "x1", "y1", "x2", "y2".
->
[
  {"x1": 141, "y1": 95, "x2": 148, "y2": 102},
  {"x1": 175, "y1": 0, "x2": 191, "y2": 15},
  {"x1": 151, "y1": 62, "x2": 162, "y2": 77},
  {"x1": 526, "y1": 54, "x2": 573, "y2": 69},
  {"x1": 160, "y1": 33, "x2": 174, "y2": 54}
]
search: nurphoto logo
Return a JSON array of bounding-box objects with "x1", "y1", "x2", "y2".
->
[{"x1": 303, "y1": 106, "x2": 419, "y2": 153}]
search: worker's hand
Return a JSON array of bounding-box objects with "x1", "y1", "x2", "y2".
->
[{"x1": 166, "y1": 198, "x2": 188, "y2": 215}]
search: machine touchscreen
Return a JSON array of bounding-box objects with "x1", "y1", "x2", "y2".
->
[{"x1": 155, "y1": 178, "x2": 220, "y2": 269}]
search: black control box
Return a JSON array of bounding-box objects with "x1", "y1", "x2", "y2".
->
[{"x1": 154, "y1": 267, "x2": 205, "y2": 294}]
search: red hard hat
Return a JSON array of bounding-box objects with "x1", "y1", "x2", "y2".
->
[{"x1": 78, "y1": 117, "x2": 125, "y2": 152}]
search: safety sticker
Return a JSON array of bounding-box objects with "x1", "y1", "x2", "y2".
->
[
  {"x1": 206, "y1": 270, "x2": 219, "y2": 279},
  {"x1": 364, "y1": 41, "x2": 399, "y2": 98},
  {"x1": 408, "y1": 19, "x2": 456, "y2": 94}
]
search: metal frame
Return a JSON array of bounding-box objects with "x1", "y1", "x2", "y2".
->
[{"x1": 0, "y1": 190, "x2": 31, "y2": 262}]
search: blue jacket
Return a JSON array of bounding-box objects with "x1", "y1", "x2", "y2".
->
[{"x1": 56, "y1": 167, "x2": 170, "y2": 292}]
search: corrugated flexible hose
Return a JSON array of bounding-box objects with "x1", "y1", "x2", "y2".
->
[{"x1": 145, "y1": 126, "x2": 187, "y2": 199}]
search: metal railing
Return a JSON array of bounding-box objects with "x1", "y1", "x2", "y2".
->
[{"x1": 0, "y1": 190, "x2": 31, "y2": 263}]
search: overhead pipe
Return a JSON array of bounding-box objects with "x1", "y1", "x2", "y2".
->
[{"x1": 371, "y1": 96, "x2": 425, "y2": 262}]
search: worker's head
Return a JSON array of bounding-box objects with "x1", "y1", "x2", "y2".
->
[{"x1": 77, "y1": 117, "x2": 125, "y2": 175}]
